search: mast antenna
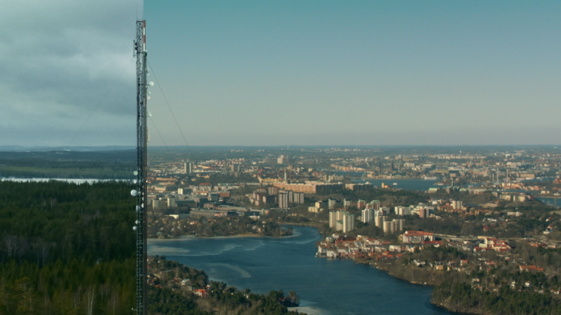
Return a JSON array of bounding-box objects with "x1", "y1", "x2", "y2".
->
[{"x1": 133, "y1": 19, "x2": 148, "y2": 315}]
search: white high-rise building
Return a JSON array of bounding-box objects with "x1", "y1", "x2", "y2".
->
[
  {"x1": 395, "y1": 218, "x2": 405, "y2": 231},
  {"x1": 383, "y1": 221, "x2": 392, "y2": 233},
  {"x1": 152, "y1": 199, "x2": 161, "y2": 209},
  {"x1": 287, "y1": 190, "x2": 295, "y2": 203},
  {"x1": 330, "y1": 210, "x2": 355, "y2": 233},
  {"x1": 395, "y1": 206, "x2": 411, "y2": 216},
  {"x1": 452, "y1": 200, "x2": 463, "y2": 210},
  {"x1": 184, "y1": 162, "x2": 193, "y2": 175},
  {"x1": 375, "y1": 215, "x2": 385, "y2": 228},
  {"x1": 293, "y1": 192, "x2": 305, "y2": 204},
  {"x1": 278, "y1": 192, "x2": 289, "y2": 208},
  {"x1": 277, "y1": 155, "x2": 289, "y2": 164},
  {"x1": 362, "y1": 208, "x2": 374, "y2": 223},
  {"x1": 336, "y1": 211, "x2": 345, "y2": 221},
  {"x1": 329, "y1": 211, "x2": 337, "y2": 228},
  {"x1": 342, "y1": 213, "x2": 355, "y2": 233},
  {"x1": 167, "y1": 197, "x2": 176, "y2": 208}
]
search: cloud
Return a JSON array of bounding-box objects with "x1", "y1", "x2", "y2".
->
[{"x1": 0, "y1": 0, "x2": 142, "y2": 146}]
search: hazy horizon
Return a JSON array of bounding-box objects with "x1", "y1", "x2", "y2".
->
[{"x1": 3, "y1": 1, "x2": 561, "y2": 146}]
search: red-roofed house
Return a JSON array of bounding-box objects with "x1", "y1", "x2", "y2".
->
[
  {"x1": 194, "y1": 289, "x2": 208, "y2": 298},
  {"x1": 519, "y1": 265, "x2": 544, "y2": 272}
]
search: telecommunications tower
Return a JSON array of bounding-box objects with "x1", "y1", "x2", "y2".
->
[{"x1": 133, "y1": 20, "x2": 148, "y2": 315}]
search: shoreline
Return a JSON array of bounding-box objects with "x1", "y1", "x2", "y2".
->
[
  {"x1": 148, "y1": 233, "x2": 260, "y2": 241},
  {"x1": 319, "y1": 248, "x2": 484, "y2": 315},
  {"x1": 148, "y1": 232, "x2": 298, "y2": 241},
  {"x1": 287, "y1": 306, "x2": 326, "y2": 315},
  {"x1": 311, "y1": 222, "x2": 475, "y2": 315},
  {"x1": 150, "y1": 225, "x2": 454, "y2": 315},
  {"x1": 322, "y1": 257, "x2": 464, "y2": 314}
]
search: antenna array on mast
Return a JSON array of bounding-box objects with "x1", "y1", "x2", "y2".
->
[{"x1": 133, "y1": 19, "x2": 148, "y2": 315}]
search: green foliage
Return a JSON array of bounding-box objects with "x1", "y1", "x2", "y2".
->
[
  {"x1": 0, "y1": 181, "x2": 135, "y2": 264},
  {"x1": 403, "y1": 216, "x2": 466, "y2": 235},
  {"x1": 148, "y1": 287, "x2": 209, "y2": 315},
  {"x1": 346, "y1": 223, "x2": 384, "y2": 238}
]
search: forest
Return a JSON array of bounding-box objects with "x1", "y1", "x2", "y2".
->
[
  {"x1": 0, "y1": 150, "x2": 135, "y2": 179},
  {"x1": 0, "y1": 181, "x2": 136, "y2": 314}
]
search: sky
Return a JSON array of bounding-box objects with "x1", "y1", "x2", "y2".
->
[
  {"x1": 0, "y1": 0, "x2": 141, "y2": 147},
  {"x1": 3, "y1": 1, "x2": 561, "y2": 147}
]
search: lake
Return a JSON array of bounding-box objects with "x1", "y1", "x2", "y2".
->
[
  {"x1": 352, "y1": 179, "x2": 440, "y2": 191},
  {"x1": 148, "y1": 226, "x2": 453, "y2": 315},
  {"x1": 0, "y1": 177, "x2": 132, "y2": 184}
]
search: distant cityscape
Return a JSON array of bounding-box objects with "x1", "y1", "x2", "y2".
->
[{"x1": 147, "y1": 147, "x2": 560, "y2": 233}]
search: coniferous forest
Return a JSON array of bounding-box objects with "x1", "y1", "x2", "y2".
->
[{"x1": 0, "y1": 181, "x2": 137, "y2": 314}]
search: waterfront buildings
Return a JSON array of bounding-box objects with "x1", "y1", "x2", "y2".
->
[
  {"x1": 329, "y1": 210, "x2": 355, "y2": 233},
  {"x1": 342, "y1": 213, "x2": 355, "y2": 233}
]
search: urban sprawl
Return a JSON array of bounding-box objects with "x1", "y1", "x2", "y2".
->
[{"x1": 146, "y1": 146, "x2": 561, "y2": 313}]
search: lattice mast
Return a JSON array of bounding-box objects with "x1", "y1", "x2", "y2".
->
[{"x1": 134, "y1": 20, "x2": 148, "y2": 315}]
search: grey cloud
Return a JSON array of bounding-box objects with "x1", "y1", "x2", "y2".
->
[{"x1": 0, "y1": 0, "x2": 141, "y2": 146}]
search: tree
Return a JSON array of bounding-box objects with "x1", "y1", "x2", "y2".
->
[{"x1": 287, "y1": 290, "x2": 299, "y2": 306}]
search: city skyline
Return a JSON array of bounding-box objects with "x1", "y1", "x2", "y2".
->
[{"x1": 4, "y1": 1, "x2": 561, "y2": 147}]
